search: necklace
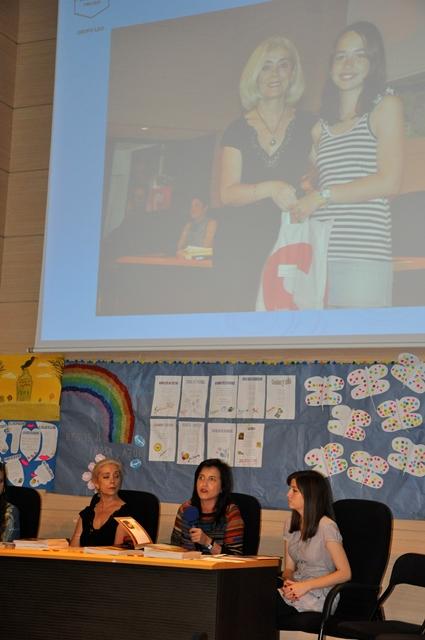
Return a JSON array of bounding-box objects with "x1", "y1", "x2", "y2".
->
[{"x1": 255, "y1": 107, "x2": 287, "y2": 147}]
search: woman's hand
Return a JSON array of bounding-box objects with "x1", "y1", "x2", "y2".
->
[
  {"x1": 271, "y1": 181, "x2": 297, "y2": 211},
  {"x1": 282, "y1": 579, "x2": 310, "y2": 601},
  {"x1": 290, "y1": 190, "x2": 323, "y2": 222},
  {"x1": 189, "y1": 527, "x2": 210, "y2": 547}
]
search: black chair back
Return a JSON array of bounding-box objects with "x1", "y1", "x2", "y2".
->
[
  {"x1": 333, "y1": 499, "x2": 393, "y2": 620},
  {"x1": 6, "y1": 486, "x2": 41, "y2": 538},
  {"x1": 230, "y1": 492, "x2": 261, "y2": 555},
  {"x1": 118, "y1": 489, "x2": 160, "y2": 543},
  {"x1": 388, "y1": 552, "x2": 425, "y2": 591},
  {"x1": 336, "y1": 553, "x2": 425, "y2": 640}
]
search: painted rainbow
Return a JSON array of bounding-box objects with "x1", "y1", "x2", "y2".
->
[{"x1": 62, "y1": 364, "x2": 135, "y2": 444}]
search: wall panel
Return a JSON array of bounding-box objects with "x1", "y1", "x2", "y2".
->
[
  {"x1": 0, "y1": 32, "x2": 16, "y2": 106},
  {"x1": 5, "y1": 169, "x2": 48, "y2": 236},
  {"x1": 17, "y1": 0, "x2": 58, "y2": 44},
  {"x1": 0, "y1": 301, "x2": 38, "y2": 352},
  {"x1": 0, "y1": 235, "x2": 43, "y2": 302},
  {"x1": 0, "y1": 169, "x2": 8, "y2": 235},
  {"x1": 0, "y1": 0, "x2": 19, "y2": 41},
  {"x1": 10, "y1": 104, "x2": 52, "y2": 172},
  {"x1": 14, "y1": 39, "x2": 56, "y2": 108},
  {"x1": 0, "y1": 101, "x2": 13, "y2": 172}
]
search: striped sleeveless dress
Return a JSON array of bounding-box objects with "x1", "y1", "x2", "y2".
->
[{"x1": 313, "y1": 111, "x2": 391, "y2": 263}]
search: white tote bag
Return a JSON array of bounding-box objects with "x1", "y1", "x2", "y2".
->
[{"x1": 256, "y1": 212, "x2": 333, "y2": 311}]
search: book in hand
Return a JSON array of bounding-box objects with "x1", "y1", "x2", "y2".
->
[
  {"x1": 13, "y1": 538, "x2": 69, "y2": 550},
  {"x1": 114, "y1": 516, "x2": 152, "y2": 549},
  {"x1": 142, "y1": 544, "x2": 202, "y2": 559}
]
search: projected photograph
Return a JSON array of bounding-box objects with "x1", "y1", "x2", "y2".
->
[{"x1": 96, "y1": 0, "x2": 425, "y2": 318}]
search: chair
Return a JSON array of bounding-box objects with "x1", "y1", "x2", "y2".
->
[
  {"x1": 230, "y1": 492, "x2": 261, "y2": 555},
  {"x1": 277, "y1": 499, "x2": 393, "y2": 640},
  {"x1": 118, "y1": 489, "x2": 160, "y2": 542},
  {"x1": 6, "y1": 486, "x2": 41, "y2": 538},
  {"x1": 336, "y1": 553, "x2": 425, "y2": 640}
]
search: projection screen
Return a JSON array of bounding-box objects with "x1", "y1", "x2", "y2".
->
[{"x1": 35, "y1": 0, "x2": 425, "y2": 351}]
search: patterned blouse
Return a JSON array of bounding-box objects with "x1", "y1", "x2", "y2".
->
[{"x1": 171, "y1": 500, "x2": 244, "y2": 555}]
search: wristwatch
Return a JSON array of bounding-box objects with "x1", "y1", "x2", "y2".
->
[
  {"x1": 319, "y1": 187, "x2": 332, "y2": 206},
  {"x1": 205, "y1": 540, "x2": 214, "y2": 551}
]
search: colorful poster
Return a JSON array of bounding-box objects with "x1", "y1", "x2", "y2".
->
[{"x1": 0, "y1": 354, "x2": 63, "y2": 420}]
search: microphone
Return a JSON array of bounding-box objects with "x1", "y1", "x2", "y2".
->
[
  {"x1": 183, "y1": 505, "x2": 199, "y2": 529},
  {"x1": 183, "y1": 505, "x2": 201, "y2": 550}
]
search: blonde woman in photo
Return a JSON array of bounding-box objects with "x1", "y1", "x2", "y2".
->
[{"x1": 217, "y1": 35, "x2": 314, "y2": 310}]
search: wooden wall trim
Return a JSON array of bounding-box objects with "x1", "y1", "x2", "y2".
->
[
  {"x1": 18, "y1": 0, "x2": 58, "y2": 44},
  {"x1": 0, "y1": 33, "x2": 17, "y2": 107},
  {"x1": 0, "y1": 0, "x2": 19, "y2": 42}
]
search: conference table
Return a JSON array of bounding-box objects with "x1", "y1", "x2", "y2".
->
[
  {"x1": 0, "y1": 547, "x2": 280, "y2": 640},
  {"x1": 98, "y1": 254, "x2": 217, "y2": 315}
]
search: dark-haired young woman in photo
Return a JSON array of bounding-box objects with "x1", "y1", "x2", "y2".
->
[
  {"x1": 276, "y1": 470, "x2": 350, "y2": 623},
  {"x1": 291, "y1": 21, "x2": 404, "y2": 308},
  {"x1": 171, "y1": 458, "x2": 244, "y2": 555}
]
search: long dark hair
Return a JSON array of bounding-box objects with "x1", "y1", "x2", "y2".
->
[
  {"x1": 287, "y1": 470, "x2": 335, "y2": 541},
  {"x1": 191, "y1": 458, "x2": 233, "y2": 524},
  {"x1": 0, "y1": 461, "x2": 8, "y2": 538},
  {"x1": 320, "y1": 21, "x2": 387, "y2": 124}
]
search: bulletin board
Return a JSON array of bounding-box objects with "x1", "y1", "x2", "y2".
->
[
  {"x1": 0, "y1": 355, "x2": 63, "y2": 491},
  {"x1": 53, "y1": 354, "x2": 425, "y2": 519}
]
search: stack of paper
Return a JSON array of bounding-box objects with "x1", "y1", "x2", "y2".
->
[
  {"x1": 13, "y1": 538, "x2": 69, "y2": 550},
  {"x1": 143, "y1": 544, "x2": 202, "y2": 559}
]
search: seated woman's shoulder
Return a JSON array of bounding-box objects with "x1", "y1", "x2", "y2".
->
[{"x1": 319, "y1": 515, "x2": 339, "y2": 529}]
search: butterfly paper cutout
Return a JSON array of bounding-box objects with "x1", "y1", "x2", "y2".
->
[
  {"x1": 391, "y1": 352, "x2": 425, "y2": 394},
  {"x1": 377, "y1": 397, "x2": 423, "y2": 432},
  {"x1": 304, "y1": 376, "x2": 344, "y2": 406},
  {"x1": 347, "y1": 364, "x2": 390, "y2": 400},
  {"x1": 327, "y1": 405, "x2": 371, "y2": 441},
  {"x1": 304, "y1": 442, "x2": 347, "y2": 476},
  {"x1": 347, "y1": 451, "x2": 389, "y2": 489},
  {"x1": 388, "y1": 437, "x2": 425, "y2": 477}
]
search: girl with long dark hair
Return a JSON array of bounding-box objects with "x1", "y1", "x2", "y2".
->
[{"x1": 276, "y1": 470, "x2": 350, "y2": 623}]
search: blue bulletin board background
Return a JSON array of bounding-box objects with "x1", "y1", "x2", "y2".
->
[{"x1": 53, "y1": 355, "x2": 425, "y2": 519}]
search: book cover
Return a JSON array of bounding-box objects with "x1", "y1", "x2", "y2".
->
[
  {"x1": 142, "y1": 543, "x2": 202, "y2": 559},
  {"x1": 114, "y1": 516, "x2": 152, "y2": 549}
]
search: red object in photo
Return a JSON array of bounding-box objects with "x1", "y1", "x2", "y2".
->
[{"x1": 146, "y1": 185, "x2": 172, "y2": 212}]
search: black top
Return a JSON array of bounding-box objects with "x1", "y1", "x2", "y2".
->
[
  {"x1": 214, "y1": 110, "x2": 315, "y2": 311},
  {"x1": 79, "y1": 501, "x2": 133, "y2": 546},
  {"x1": 221, "y1": 110, "x2": 314, "y2": 187}
]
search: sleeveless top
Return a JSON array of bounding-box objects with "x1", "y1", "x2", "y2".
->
[
  {"x1": 313, "y1": 108, "x2": 391, "y2": 262},
  {"x1": 185, "y1": 218, "x2": 209, "y2": 247},
  {"x1": 79, "y1": 501, "x2": 132, "y2": 546}
]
